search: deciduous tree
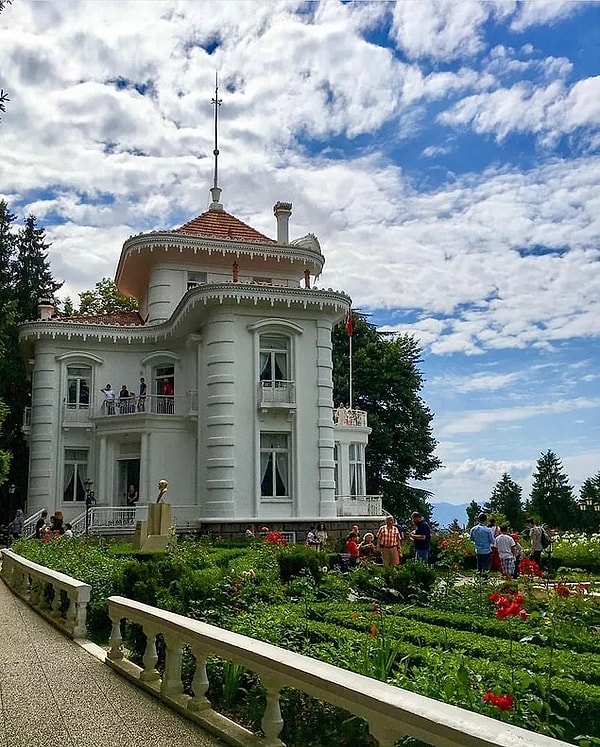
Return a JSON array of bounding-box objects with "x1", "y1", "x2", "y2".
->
[
  {"x1": 332, "y1": 313, "x2": 441, "y2": 521},
  {"x1": 76, "y1": 277, "x2": 138, "y2": 315}
]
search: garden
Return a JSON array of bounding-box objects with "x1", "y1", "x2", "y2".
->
[{"x1": 12, "y1": 531, "x2": 600, "y2": 747}]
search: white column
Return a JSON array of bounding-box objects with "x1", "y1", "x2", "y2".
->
[
  {"x1": 316, "y1": 320, "x2": 336, "y2": 517},
  {"x1": 98, "y1": 436, "x2": 107, "y2": 504},
  {"x1": 140, "y1": 432, "x2": 149, "y2": 503}
]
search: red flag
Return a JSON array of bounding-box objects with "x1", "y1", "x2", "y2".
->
[{"x1": 345, "y1": 309, "x2": 353, "y2": 337}]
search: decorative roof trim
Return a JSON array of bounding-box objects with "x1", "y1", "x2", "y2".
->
[
  {"x1": 19, "y1": 285, "x2": 350, "y2": 346},
  {"x1": 118, "y1": 231, "x2": 324, "y2": 271}
]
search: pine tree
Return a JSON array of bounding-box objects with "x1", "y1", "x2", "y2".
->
[
  {"x1": 465, "y1": 500, "x2": 481, "y2": 529},
  {"x1": 488, "y1": 473, "x2": 524, "y2": 531},
  {"x1": 332, "y1": 313, "x2": 441, "y2": 521},
  {"x1": 0, "y1": 200, "x2": 17, "y2": 310},
  {"x1": 527, "y1": 450, "x2": 577, "y2": 530},
  {"x1": 13, "y1": 214, "x2": 62, "y2": 322}
]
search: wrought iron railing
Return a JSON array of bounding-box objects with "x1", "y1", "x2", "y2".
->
[
  {"x1": 93, "y1": 394, "x2": 193, "y2": 418},
  {"x1": 21, "y1": 508, "x2": 46, "y2": 539}
]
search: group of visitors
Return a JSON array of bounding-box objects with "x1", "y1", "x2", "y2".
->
[
  {"x1": 33, "y1": 510, "x2": 73, "y2": 541},
  {"x1": 101, "y1": 377, "x2": 174, "y2": 414},
  {"x1": 469, "y1": 513, "x2": 546, "y2": 578}
]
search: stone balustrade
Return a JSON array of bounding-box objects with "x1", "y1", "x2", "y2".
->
[
  {"x1": 1, "y1": 549, "x2": 91, "y2": 638},
  {"x1": 107, "y1": 594, "x2": 571, "y2": 747}
]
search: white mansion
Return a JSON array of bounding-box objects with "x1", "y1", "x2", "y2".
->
[{"x1": 19, "y1": 188, "x2": 379, "y2": 533}]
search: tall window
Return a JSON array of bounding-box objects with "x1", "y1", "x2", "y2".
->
[
  {"x1": 187, "y1": 271, "x2": 207, "y2": 290},
  {"x1": 63, "y1": 448, "x2": 88, "y2": 502},
  {"x1": 349, "y1": 443, "x2": 364, "y2": 496},
  {"x1": 260, "y1": 433, "x2": 290, "y2": 498},
  {"x1": 66, "y1": 366, "x2": 90, "y2": 408},
  {"x1": 333, "y1": 444, "x2": 339, "y2": 495},
  {"x1": 154, "y1": 364, "x2": 175, "y2": 414},
  {"x1": 259, "y1": 336, "x2": 288, "y2": 383}
]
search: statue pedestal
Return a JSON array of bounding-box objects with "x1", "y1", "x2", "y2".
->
[{"x1": 133, "y1": 502, "x2": 172, "y2": 552}]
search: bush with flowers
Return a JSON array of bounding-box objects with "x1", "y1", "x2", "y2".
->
[
  {"x1": 436, "y1": 531, "x2": 476, "y2": 569},
  {"x1": 550, "y1": 531, "x2": 600, "y2": 572}
]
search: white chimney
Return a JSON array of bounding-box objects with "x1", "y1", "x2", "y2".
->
[
  {"x1": 273, "y1": 201, "x2": 292, "y2": 244},
  {"x1": 37, "y1": 297, "x2": 56, "y2": 320}
]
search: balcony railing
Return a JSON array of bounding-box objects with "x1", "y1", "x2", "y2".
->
[
  {"x1": 70, "y1": 504, "x2": 202, "y2": 535},
  {"x1": 93, "y1": 394, "x2": 196, "y2": 419},
  {"x1": 62, "y1": 403, "x2": 92, "y2": 425},
  {"x1": 334, "y1": 407, "x2": 367, "y2": 427},
  {"x1": 258, "y1": 380, "x2": 296, "y2": 407},
  {"x1": 336, "y1": 494, "x2": 383, "y2": 516}
]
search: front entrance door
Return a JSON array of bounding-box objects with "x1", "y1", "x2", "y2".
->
[{"x1": 118, "y1": 459, "x2": 140, "y2": 506}]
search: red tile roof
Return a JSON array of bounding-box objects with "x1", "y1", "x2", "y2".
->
[
  {"x1": 62, "y1": 311, "x2": 145, "y2": 326},
  {"x1": 175, "y1": 208, "x2": 276, "y2": 244}
]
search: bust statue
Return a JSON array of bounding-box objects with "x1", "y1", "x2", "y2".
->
[{"x1": 156, "y1": 479, "x2": 169, "y2": 504}]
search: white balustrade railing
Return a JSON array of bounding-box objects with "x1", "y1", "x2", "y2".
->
[
  {"x1": 62, "y1": 403, "x2": 92, "y2": 424},
  {"x1": 259, "y1": 380, "x2": 296, "y2": 406},
  {"x1": 93, "y1": 394, "x2": 192, "y2": 418},
  {"x1": 1, "y1": 549, "x2": 91, "y2": 638},
  {"x1": 334, "y1": 407, "x2": 368, "y2": 427},
  {"x1": 21, "y1": 507, "x2": 46, "y2": 539},
  {"x1": 106, "y1": 595, "x2": 571, "y2": 747},
  {"x1": 336, "y1": 494, "x2": 383, "y2": 516}
]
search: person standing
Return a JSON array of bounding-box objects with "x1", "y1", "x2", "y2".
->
[
  {"x1": 470, "y1": 513, "x2": 495, "y2": 576},
  {"x1": 101, "y1": 383, "x2": 115, "y2": 415},
  {"x1": 125, "y1": 484, "x2": 139, "y2": 507},
  {"x1": 495, "y1": 524, "x2": 516, "y2": 578},
  {"x1": 315, "y1": 523, "x2": 328, "y2": 546},
  {"x1": 35, "y1": 510, "x2": 48, "y2": 539},
  {"x1": 376, "y1": 515, "x2": 402, "y2": 566},
  {"x1": 527, "y1": 518, "x2": 543, "y2": 567},
  {"x1": 137, "y1": 377, "x2": 147, "y2": 411},
  {"x1": 346, "y1": 532, "x2": 360, "y2": 569},
  {"x1": 8, "y1": 509, "x2": 24, "y2": 539},
  {"x1": 409, "y1": 511, "x2": 431, "y2": 563}
]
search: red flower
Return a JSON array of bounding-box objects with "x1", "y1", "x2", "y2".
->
[
  {"x1": 439, "y1": 539, "x2": 448, "y2": 548},
  {"x1": 554, "y1": 584, "x2": 570, "y2": 598},
  {"x1": 483, "y1": 691, "x2": 514, "y2": 711},
  {"x1": 264, "y1": 532, "x2": 288, "y2": 546},
  {"x1": 490, "y1": 591, "x2": 528, "y2": 620},
  {"x1": 519, "y1": 558, "x2": 542, "y2": 577}
]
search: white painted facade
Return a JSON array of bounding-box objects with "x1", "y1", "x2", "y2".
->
[{"x1": 19, "y1": 196, "x2": 374, "y2": 526}]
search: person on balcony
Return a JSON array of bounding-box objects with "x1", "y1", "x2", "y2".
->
[
  {"x1": 101, "y1": 383, "x2": 115, "y2": 415},
  {"x1": 119, "y1": 385, "x2": 132, "y2": 413},
  {"x1": 125, "y1": 484, "x2": 139, "y2": 507},
  {"x1": 160, "y1": 379, "x2": 174, "y2": 414},
  {"x1": 137, "y1": 377, "x2": 147, "y2": 412},
  {"x1": 376, "y1": 515, "x2": 402, "y2": 566}
]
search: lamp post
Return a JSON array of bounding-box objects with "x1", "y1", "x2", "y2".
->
[
  {"x1": 7, "y1": 483, "x2": 16, "y2": 520},
  {"x1": 84, "y1": 478, "x2": 94, "y2": 535}
]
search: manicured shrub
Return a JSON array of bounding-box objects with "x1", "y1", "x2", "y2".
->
[{"x1": 277, "y1": 545, "x2": 324, "y2": 583}]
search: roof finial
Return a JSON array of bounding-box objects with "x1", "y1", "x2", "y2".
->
[{"x1": 210, "y1": 72, "x2": 223, "y2": 211}]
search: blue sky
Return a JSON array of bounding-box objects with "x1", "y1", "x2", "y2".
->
[{"x1": 1, "y1": 1, "x2": 599, "y2": 506}]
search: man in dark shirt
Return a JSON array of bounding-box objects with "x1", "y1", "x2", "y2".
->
[
  {"x1": 410, "y1": 511, "x2": 431, "y2": 564},
  {"x1": 35, "y1": 510, "x2": 48, "y2": 540}
]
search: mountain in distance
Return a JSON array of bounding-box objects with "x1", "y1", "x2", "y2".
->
[{"x1": 430, "y1": 502, "x2": 468, "y2": 530}]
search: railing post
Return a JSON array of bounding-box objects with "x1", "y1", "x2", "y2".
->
[
  {"x1": 139, "y1": 628, "x2": 160, "y2": 682},
  {"x1": 188, "y1": 645, "x2": 212, "y2": 713},
  {"x1": 161, "y1": 635, "x2": 184, "y2": 697},
  {"x1": 369, "y1": 724, "x2": 402, "y2": 747},
  {"x1": 108, "y1": 614, "x2": 124, "y2": 661},
  {"x1": 260, "y1": 677, "x2": 285, "y2": 747}
]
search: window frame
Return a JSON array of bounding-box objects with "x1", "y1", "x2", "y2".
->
[{"x1": 259, "y1": 432, "x2": 291, "y2": 500}]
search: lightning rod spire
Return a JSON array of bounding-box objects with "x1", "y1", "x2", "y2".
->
[{"x1": 209, "y1": 72, "x2": 223, "y2": 210}]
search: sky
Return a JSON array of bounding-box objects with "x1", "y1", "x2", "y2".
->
[{"x1": 1, "y1": 1, "x2": 599, "y2": 508}]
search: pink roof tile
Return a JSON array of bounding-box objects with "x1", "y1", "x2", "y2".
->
[
  {"x1": 175, "y1": 209, "x2": 276, "y2": 244},
  {"x1": 62, "y1": 311, "x2": 145, "y2": 326}
]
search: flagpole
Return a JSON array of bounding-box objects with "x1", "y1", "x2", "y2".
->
[{"x1": 349, "y1": 332, "x2": 353, "y2": 410}]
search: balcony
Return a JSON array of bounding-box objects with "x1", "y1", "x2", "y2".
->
[
  {"x1": 258, "y1": 380, "x2": 296, "y2": 410},
  {"x1": 336, "y1": 494, "x2": 383, "y2": 516},
  {"x1": 93, "y1": 393, "x2": 197, "y2": 419},
  {"x1": 62, "y1": 403, "x2": 92, "y2": 428},
  {"x1": 334, "y1": 407, "x2": 367, "y2": 427}
]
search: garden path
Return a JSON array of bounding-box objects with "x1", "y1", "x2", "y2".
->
[{"x1": 0, "y1": 580, "x2": 225, "y2": 747}]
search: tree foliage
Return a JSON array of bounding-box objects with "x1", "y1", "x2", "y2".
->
[
  {"x1": 332, "y1": 313, "x2": 441, "y2": 521},
  {"x1": 486, "y1": 472, "x2": 524, "y2": 531},
  {"x1": 0, "y1": 201, "x2": 62, "y2": 519},
  {"x1": 465, "y1": 500, "x2": 481, "y2": 529},
  {"x1": 73, "y1": 277, "x2": 138, "y2": 315},
  {"x1": 527, "y1": 450, "x2": 578, "y2": 530},
  {"x1": 578, "y1": 472, "x2": 600, "y2": 532}
]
